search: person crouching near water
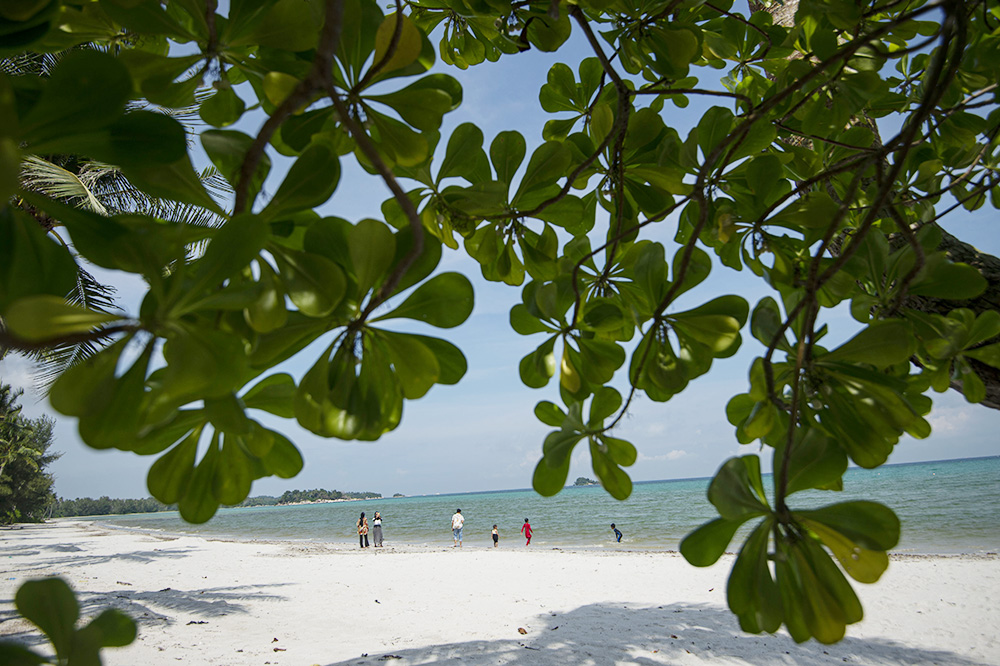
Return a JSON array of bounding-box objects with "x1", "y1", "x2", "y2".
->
[
  {"x1": 611, "y1": 523, "x2": 622, "y2": 543},
  {"x1": 451, "y1": 509, "x2": 464, "y2": 548},
  {"x1": 520, "y1": 518, "x2": 532, "y2": 545},
  {"x1": 492, "y1": 524, "x2": 499, "y2": 548},
  {"x1": 357, "y1": 512, "x2": 369, "y2": 548}
]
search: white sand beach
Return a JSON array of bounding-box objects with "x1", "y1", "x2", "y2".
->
[{"x1": 1, "y1": 520, "x2": 998, "y2": 665}]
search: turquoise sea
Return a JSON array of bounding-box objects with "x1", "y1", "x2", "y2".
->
[{"x1": 95, "y1": 456, "x2": 1000, "y2": 554}]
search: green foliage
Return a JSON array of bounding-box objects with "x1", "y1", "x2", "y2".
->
[
  {"x1": 0, "y1": 577, "x2": 136, "y2": 666},
  {"x1": 0, "y1": 383, "x2": 59, "y2": 524},
  {"x1": 2, "y1": 0, "x2": 999, "y2": 646}
]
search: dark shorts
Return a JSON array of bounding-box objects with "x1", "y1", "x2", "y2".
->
[{"x1": 492, "y1": 534, "x2": 498, "y2": 543}]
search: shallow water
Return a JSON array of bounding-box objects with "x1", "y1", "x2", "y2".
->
[{"x1": 96, "y1": 456, "x2": 1000, "y2": 554}]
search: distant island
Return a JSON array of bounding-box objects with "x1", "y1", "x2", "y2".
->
[
  {"x1": 392, "y1": 493, "x2": 405, "y2": 498},
  {"x1": 573, "y1": 477, "x2": 598, "y2": 486},
  {"x1": 50, "y1": 488, "x2": 382, "y2": 518}
]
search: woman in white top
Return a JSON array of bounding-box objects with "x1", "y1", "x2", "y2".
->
[{"x1": 372, "y1": 511, "x2": 383, "y2": 547}]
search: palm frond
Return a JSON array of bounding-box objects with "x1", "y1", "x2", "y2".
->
[
  {"x1": 77, "y1": 161, "x2": 156, "y2": 214},
  {"x1": 20, "y1": 156, "x2": 108, "y2": 215},
  {"x1": 24, "y1": 268, "x2": 122, "y2": 391}
]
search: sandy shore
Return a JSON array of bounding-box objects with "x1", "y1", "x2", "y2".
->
[{"x1": 1, "y1": 521, "x2": 998, "y2": 665}]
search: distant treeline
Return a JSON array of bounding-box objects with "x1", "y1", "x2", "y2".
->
[
  {"x1": 277, "y1": 488, "x2": 382, "y2": 503},
  {"x1": 51, "y1": 488, "x2": 382, "y2": 517}
]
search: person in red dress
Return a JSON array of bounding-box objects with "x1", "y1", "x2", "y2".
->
[{"x1": 520, "y1": 518, "x2": 532, "y2": 545}]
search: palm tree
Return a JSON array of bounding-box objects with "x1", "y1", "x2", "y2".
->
[{"x1": 2, "y1": 48, "x2": 230, "y2": 388}]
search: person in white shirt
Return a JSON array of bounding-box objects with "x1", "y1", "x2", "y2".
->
[
  {"x1": 451, "y1": 509, "x2": 464, "y2": 548},
  {"x1": 372, "y1": 511, "x2": 383, "y2": 547}
]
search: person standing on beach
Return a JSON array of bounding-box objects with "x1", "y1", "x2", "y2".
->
[
  {"x1": 451, "y1": 509, "x2": 464, "y2": 547},
  {"x1": 492, "y1": 524, "x2": 499, "y2": 548},
  {"x1": 372, "y1": 511, "x2": 383, "y2": 547},
  {"x1": 357, "y1": 512, "x2": 369, "y2": 548},
  {"x1": 520, "y1": 518, "x2": 532, "y2": 545},
  {"x1": 611, "y1": 523, "x2": 622, "y2": 543}
]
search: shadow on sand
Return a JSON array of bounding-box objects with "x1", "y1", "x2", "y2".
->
[{"x1": 324, "y1": 602, "x2": 989, "y2": 666}]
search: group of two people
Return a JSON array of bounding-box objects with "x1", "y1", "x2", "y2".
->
[
  {"x1": 451, "y1": 509, "x2": 534, "y2": 547},
  {"x1": 356, "y1": 511, "x2": 383, "y2": 548}
]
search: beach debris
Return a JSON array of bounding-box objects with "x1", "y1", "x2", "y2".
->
[
  {"x1": 116, "y1": 581, "x2": 132, "y2": 586},
  {"x1": 272, "y1": 638, "x2": 279, "y2": 642},
  {"x1": 273, "y1": 647, "x2": 286, "y2": 652},
  {"x1": 375, "y1": 599, "x2": 380, "y2": 603},
  {"x1": 378, "y1": 656, "x2": 402, "y2": 660},
  {"x1": 186, "y1": 620, "x2": 208, "y2": 625},
  {"x1": 551, "y1": 626, "x2": 559, "y2": 630},
  {"x1": 517, "y1": 627, "x2": 527, "y2": 634},
  {"x1": 518, "y1": 643, "x2": 539, "y2": 651}
]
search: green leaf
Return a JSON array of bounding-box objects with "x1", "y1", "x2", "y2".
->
[
  {"x1": 377, "y1": 329, "x2": 440, "y2": 399},
  {"x1": 371, "y1": 12, "x2": 423, "y2": 77},
  {"x1": 99, "y1": 0, "x2": 195, "y2": 38},
  {"x1": 795, "y1": 501, "x2": 900, "y2": 551},
  {"x1": 697, "y1": 106, "x2": 734, "y2": 159},
  {"x1": 510, "y1": 303, "x2": 553, "y2": 335},
  {"x1": 242, "y1": 373, "x2": 296, "y2": 418},
  {"x1": 15, "y1": 578, "x2": 78, "y2": 661},
  {"x1": 588, "y1": 386, "x2": 622, "y2": 424},
  {"x1": 261, "y1": 431, "x2": 303, "y2": 478},
  {"x1": 185, "y1": 213, "x2": 269, "y2": 301},
  {"x1": 261, "y1": 140, "x2": 341, "y2": 221},
  {"x1": 680, "y1": 517, "x2": 745, "y2": 566},
  {"x1": 965, "y1": 342, "x2": 1000, "y2": 369},
  {"x1": 908, "y1": 255, "x2": 987, "y2": 300},
  {"x1": 81, "y1": 608, "x2": 137, "y2": 648},
  {"x1": 214, "y1": 435, "x2": 254, "y2": 506},
  {"x1": 526, "y1": 9, "x2": 571, "y2": 52},
  {"x1": 147, "y1": 428, "x2": 200, "y2": 505},
  {"x1": 590, "y1": 437, "x2": 633, "y2": 500},
  {"x1": 534, "y1": 400, "x2": 565, "y2": 427},
  {"x1": 0, "y1": 208, "x2": 78, "y2": 312},
  {"x1": 123, "y1": 153, "x2": 223, "y2": 213},
  {"x1": 367, "y1": 83, "x2": 453, "y2": 132},
  {"x1": 20, "y1": 50, "x2": 130, "y2": 145},
  {"x1": 200, "y1": 87, "x2": 246, "y2": 127},
  {"x1": 4, "y1": 295, "x2": 118, "y2": 342},
  {"x1": 783, "y1": 428, "x2": 848, "y2": 495},
  {"x1": 513, "y1": 140, "x2": 571, "y2": 204},
  {"x1": 231, "y1": 0, "x2": 322, "y2": 50},
  {"x1": 708, "y1": 456, "x2": 770, "y2": 520},
  {"x1": 201, "y1": 129, "x2": 271, "y2": 204},
  {"x1": 0, "y1": 642, "x2": 47, "y2": 666},
  {"x1": 272, "y1": 247, "x2": 347, "y2": 317},
  {"x1": 819, "y1": 320, "x2": 916, "y2": 367},
  {"x1": 728, "y1": 518, "x2": 782, "y2": 634},
  {"x1": 178, "y1": 434, "x2": 221, "y2": 523},
  {"x1": 750, "y1": 296, "x2": 790, "y2": 351},
  {"x1": 374, "y1": 272, "x2": 473, "y2": 328},
  {"x1": 438, "y1": 122, "x2": 489, "y2": 184},
  {"x1": 490, "y1": 130, "x2": 525, "y2": 188},
  {"x1": 349, "y1": 218, "x2": 395, "y2": 296},
  {"x1": 798, "y1": 518, "x2": 889, "y2": 584}
]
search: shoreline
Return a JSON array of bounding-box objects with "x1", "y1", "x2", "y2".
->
[
  {"x1": 83, "y1": 518, "x2": 1000, "y2": 559},
  {"x1": 2, "y1": 521, "x2": 998, "y2": 665}
]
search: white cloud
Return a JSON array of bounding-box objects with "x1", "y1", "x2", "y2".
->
[
  {"x1": 638, "y1": 449, "x2": 688, "y2": 462},
  {"x1": 926, "y1": 405, "x2": 974, "y2": 434}
]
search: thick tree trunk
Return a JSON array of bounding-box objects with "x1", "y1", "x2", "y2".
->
[{"x1": 748, "y1": 0, "x2": 1000, "y2": 410}]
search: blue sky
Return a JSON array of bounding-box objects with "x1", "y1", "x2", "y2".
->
[{"x1": 3, "y1": 25, "x2": 999, "y2": 500}]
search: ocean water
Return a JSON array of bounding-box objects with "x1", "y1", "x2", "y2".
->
[{"x1": 94, "y1": 456, "x2": 1000, "y2": 554}]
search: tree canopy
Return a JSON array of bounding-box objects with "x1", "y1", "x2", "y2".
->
[
  {"x1": 0, "y1": 383, "x2": 59, "y2": 523},
  {"x1": 1, "y1": 0, "x2": 999, "y2": 645}
]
